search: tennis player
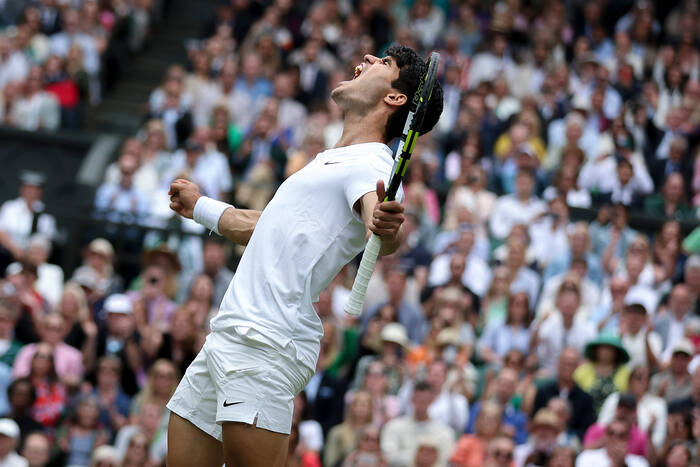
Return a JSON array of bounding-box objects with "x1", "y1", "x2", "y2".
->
[{"x1": 166, "y1": 45, "x2": 443, "y2": 467}]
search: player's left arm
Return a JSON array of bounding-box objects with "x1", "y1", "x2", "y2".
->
[{"x1": 359, "y1": 180, "x2": 404, "y2": 256}]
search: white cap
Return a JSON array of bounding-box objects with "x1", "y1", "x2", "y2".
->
[
  {"x1": 71, "y1": 266, "x2": 99, "y2": 290},
  {"x1": 0, "y1": 418, "x2": 20, "y2": 438},
  {"x1": 671, "y1": 338, "x2": 695, "y2": 356},
  {"x1": 88, "y1": 238, "x2": 114, "y2": 258},
  {"x1": 624, "y1": 286, "x2": 658, "y2": 315},
  {"x1": 103, "y1": 294, "x2": 133, "y2": 315},
  {"x1": 380, "y1": 323, "x2": 410, "y2": 348}
]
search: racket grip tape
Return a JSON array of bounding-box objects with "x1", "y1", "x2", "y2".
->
[{"x1": 344, "y1": 234, "x2": 383, "y2": 316}]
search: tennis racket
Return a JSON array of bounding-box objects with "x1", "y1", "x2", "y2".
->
[{"x1": 344, "y1": 51, "x2": 440, "y2": 316}]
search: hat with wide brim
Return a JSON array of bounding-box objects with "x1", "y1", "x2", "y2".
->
[
  {"x1": 141, "y1": 244, "x2": 181, "y2": 272},
  {"x1": 380, "y1": 323, "x2": 410, "y2": 349},
  {"x1": 584, "y1": 333, "x2": 630, "y2": 365}
]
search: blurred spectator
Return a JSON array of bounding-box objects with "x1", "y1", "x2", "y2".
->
[
  {"x1": 341, "y1": 424, "x2": 387, "y2": 467},
  {"x1": 95, "y1": 294, "x2": 139, "y2": 396},
  {"x1": 55, "y1": 394, "x2": 109, "y2": 467},
  {"x1": 0, "y1": 172, "x2": 56, "y2": 273},
  {"x1": 381, "y1": 381, "x2": 454, "y2": 467},
  {"x1": 598, "y1": 366, "x2": 667, "y2": 451},
  {"x1": 478, "y1": 292, "x2": 532, "y2": 367},
  {"x1": 91, "y1": 356, "x2": 130, "y2": 437},
  {"x1": 12, "y1": 312, "x2": 83, "y2": 387},
  {"x1": 0, "y1": 299, "x2": 22, "y2": 367},
  {"x1": 20, "y1": 432, "x2": 49, "y2": 467},
  {"x1": 25, "y1": 342, "x2": 67, "y2": 428},
  {"x1": 532, "y1": 348, "x2": 595, "y2": 440},
  {"x1": 3, "y1": 378, "x2": 42, "y2": 445},
  {"x1": 653, "y1": 283, "x2": 693, "y2": 361},
  {"x1": 489, "y1": 170, "x2": 546, "y2": 241},
  {"x1": 574, "y1": 334, "x2": 631, "y2": 414},
  {"x1": 575, "y1": 419, "x2": 649, "y2": 467},
  {"x1": 514, "y1": 408, "x2": 562, "y2": 467},
  {"x1": 582, "y1": 393, "x2": 648, "y2": 457},
  {"x1": 618, "y1": 298, "x2": 661, "y2": 370},
  {"x1": 24, "y1": 234, "x2": 62, "y2": 308},
  {"x1": 650, "y1": 339, "x2": 694, "y2": 403},
  {"x1": 466, "y1": 368, "x2": 528, "y2": 445},
  {"x1": 324, "y1": 390, "x2": 373, "y2": 467},
  {"x1": 644, "y1": 173, "x2": 695, "y2": 221},
  {"x1": 0, "y1": 418, "x2": 27, "y2": 467},
  {"x1": 112, "y1": 401, "x2": 166, "y2": 464},
  {"x1": 451, "y1": 400, "x2": 503, "y2": 467},
  {"x1": 8, "y1": 66, "x2": 59, "y2": 131},
  {"x1": 94, "y1": 152, "x2": 149, "y2": 227}
]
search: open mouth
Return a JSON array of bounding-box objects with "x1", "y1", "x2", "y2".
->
[{"x1": 352, "y1": 64, "x2": 362, "y2": 80}]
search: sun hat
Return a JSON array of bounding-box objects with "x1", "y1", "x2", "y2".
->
[{"x1": 584, "y1": 333, "x2": 630, "y2": 365}]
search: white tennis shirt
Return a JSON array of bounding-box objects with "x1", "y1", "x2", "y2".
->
[{"x1": 210, "y1": 142, "x2": 398, "y2": 372}]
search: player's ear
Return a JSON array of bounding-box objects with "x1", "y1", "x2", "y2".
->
[{"x1": 383, "y1": 91, "x2": 407, "y2": 109}]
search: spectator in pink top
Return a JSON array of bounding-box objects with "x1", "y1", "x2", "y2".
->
[
  {"x1": 12, "y1": 312, "x2": 83, "y2": 387},
  {"x1": 582, "y1": 393, "x2": 648, "y2": 457}
]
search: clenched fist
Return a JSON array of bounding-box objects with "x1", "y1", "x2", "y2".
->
[{"x1": 168, "y1": 179, "x2": 201, "y2": 219}]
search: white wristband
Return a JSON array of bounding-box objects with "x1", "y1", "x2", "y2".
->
[{"x1": 193, "y1": 197, "x2": 232, "y2": 235}]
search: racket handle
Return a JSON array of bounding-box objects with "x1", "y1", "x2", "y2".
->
[{"x1": 344, "y1": 234, "x2": 382, "y2": 316}]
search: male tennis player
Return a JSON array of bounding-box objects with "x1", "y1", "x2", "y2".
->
[{"x1": 166, "y1": 45, "x2": 443, "y2": 467}]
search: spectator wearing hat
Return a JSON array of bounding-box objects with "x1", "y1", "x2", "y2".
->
[
  {"x1": 382, "y1": 381, "x2": 454, "y2": 467},
  {"x1": 513, "y1": 408, "x2": 562, "y2": 467},
  {"x1": 598, "y1": 366, "x2": 667, "y2": 451},
  {"x1": 95, "y1": 294, "x2": 139, "y2": 396},
  {"x1": 583, "y1": 393, "x2": 648, "y2": 457},
  {"x1": 650, "y1": 338, "x2": 694, "y2": 403},
  {"x1": 655, "y1": 284, "x2": 697, "y2": 362},
  {"x1": 0, "y1": 418, "x2": 27, "y2": 467},
  {"x1": 574, "y1": 333, "x2": 631, "y2": 413},
  {"x1": 532, "y1": 348, "x2": 596, "y2": 441},
  {"x1": 81, "y1": 238, "x2": 123, "y2": 297},
  {"x1": 576, "y1": 419, "x2": 649, "y2": 467},
  {"x1": 89, "y1": 445, "x2": 118, "y2": 467},
  {"x1": 0, "y1": 171, "x2": 56, "y2": 272},
  {"x1": 618, "y1": 296, "x2": 662, "y2": 370},
  {"x1": 12, "y1": 312, "x2": 83, "y2": 387}
]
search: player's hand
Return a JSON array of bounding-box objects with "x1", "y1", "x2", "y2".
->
[
  {"x1": 168, "y1": 179, "x2": 201, "y2": 219},
  {"x1": 369, "y1": 180, "x2": 404, "y2": 239}
]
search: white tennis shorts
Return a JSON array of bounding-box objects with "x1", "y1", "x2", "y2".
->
[{"x1": 167, "y1": 328, "x2": 314, "y2": 438}]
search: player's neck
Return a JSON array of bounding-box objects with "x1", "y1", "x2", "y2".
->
[{"x1": 335, "y1": 111, "x2": 388, "y2": 148}]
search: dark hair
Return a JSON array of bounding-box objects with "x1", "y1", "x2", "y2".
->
[
  {"x1": 8, "y1": 377, "x2": 36, "y2": 403},
  {"x1": 384, "y1": 45, "x2": 444, "y2": 142}
]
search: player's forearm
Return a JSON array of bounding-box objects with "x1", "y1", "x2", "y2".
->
[{"x1": 217, "y1": 207, "x2": 261, "y2": 246}]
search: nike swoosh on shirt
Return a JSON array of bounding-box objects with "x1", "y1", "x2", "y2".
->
[
  {"x1": 222, "y1": 400, "x2": 244, "y2": 407},
  {"x1": 324, "y1": 161, "x2": 342, "y2": 165}
]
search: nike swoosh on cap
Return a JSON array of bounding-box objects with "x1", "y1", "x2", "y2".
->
[{"x1": 223, "y1": 400, "x2": 244, "y2": 407}]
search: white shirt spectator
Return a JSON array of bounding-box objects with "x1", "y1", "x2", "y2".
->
[
  {"x1": 162, "y1": 149, "x2": 230, "y2": 200},
  {"x1": 10, "y1": 92, "x2": 60, "y2": 131},
  {"x1": 93, "y1": 183, "x2": 150, "y2": 225},
  {"x1": 536, "y1": 312, "x2": 596, "y2": 374},
  {"x1": 537, "y1": 274, "x2": 600, "y2": 320},
  {"x1": 0, "y1": 198, "x2": 56, "y2": 250},
  {"x1": 427, "y1": 253, "x2": 492, "y2": 297},
  {"x1": 49, "y1": 32, "x2": 100, "y2": 76},
  {"x1": 578, "y1": 154, "x2": 654, "y2": 205},
  {"x1": 598, "y1": 392, "x2": 667, "y2": 450},
  {"x1": 381, "y1": 416, "x2": 455, "y2": 467},
  {"x1": 529, "y1": 218, "x2": 573, "y2": 268},
  {"x1": 621, "y1": 330, "x2": 662, "y2": 369},
  {"x1": 0, "y1": 452, "x2": 28, "y2": 467},
  {"x1": 0, "y1": 50, "x2": 29, "y2": 89},
  {"x1": 576, "y1": 448, "x2": 648, "y2": 467},
  {"x1": 489, "y1": 195, "x2": 546, "y2": 240},
  {"x1": 36, "y1": 262, "x2": 64, "y2": 307},
  {"x1": 469, "y1": 52, "x2": 515, "y2": 89}
]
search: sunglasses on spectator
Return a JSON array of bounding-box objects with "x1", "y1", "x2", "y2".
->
[{"x1": 146, "y1": 276, "x2": 161, "y2": 285}]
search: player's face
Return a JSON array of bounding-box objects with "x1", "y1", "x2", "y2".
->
[{"x1": 331, "y1": 54, "x2": 402, "y2": 111}]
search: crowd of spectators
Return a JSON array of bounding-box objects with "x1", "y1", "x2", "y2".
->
[
  {"x1": 0, "y1": 0, "x2": 700, "y2": 466},
  {"x1": 0, "y1": 0, "x2": 159, "y2": 131}
]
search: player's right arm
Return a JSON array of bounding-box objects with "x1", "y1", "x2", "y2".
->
[{"x1": 168, "y1": 179, "x2": 261, "y2": 245}]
